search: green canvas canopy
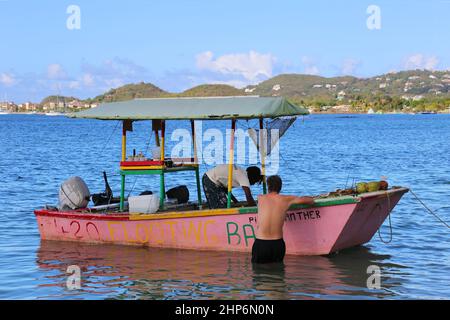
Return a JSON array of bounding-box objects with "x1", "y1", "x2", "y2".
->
[{"x1": 69, "y1": 96, "x2": 309, "y2": 120}]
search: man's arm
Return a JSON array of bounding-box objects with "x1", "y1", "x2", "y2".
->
[
  {"x1": 285, "y1": 195, "x2": 315, "y2": 206},
  {"x1": 242, "y1": 186, "x2": 256, "y2": 206}
]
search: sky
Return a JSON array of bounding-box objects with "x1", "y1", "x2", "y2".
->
[{"x1": 0, "y1": 0, "x2": 449, "y2": 102}]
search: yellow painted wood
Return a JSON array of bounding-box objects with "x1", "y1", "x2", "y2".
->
[
  {"x1": 121, "y1": 125, "x2": 126, "y2": 161},
  {"x1": 129, "y1": 207, "x2": 240, "y2": 221}
]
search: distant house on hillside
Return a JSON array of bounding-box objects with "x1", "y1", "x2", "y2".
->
[
  {"x1": 272, "y1": 84, "x2": 281, "y2": 91},
  {"x1": 330, "y1": 105, "x2": 351, "y2": 113},
  {"x1": 337, "y1": 90, "x2": 346, "y2": 101}
]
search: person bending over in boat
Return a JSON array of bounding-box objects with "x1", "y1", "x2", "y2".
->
[
  {"x1": 252, "y1": 175, "x2": 315, "y2": 264},
  {"x1": 202, "y1": 165, "x2": 262, "y2": 209}
]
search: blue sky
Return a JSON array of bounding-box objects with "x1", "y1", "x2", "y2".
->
[{"x1": 0, "y1": 0, "x2": 449, "y2": 102}]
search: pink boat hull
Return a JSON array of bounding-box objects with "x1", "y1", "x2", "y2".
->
[{"x1": 34, "y1": 188, "x2": 408, "y2": 256}]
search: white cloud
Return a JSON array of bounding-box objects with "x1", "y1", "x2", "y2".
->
[
  {"x1": 341, "y1": 59, "x2": 361, "y2": 75},
  {"x1": 0, "y1": 73, "x2": 17, "y2": 86},
  {"x1": 47, "y1": 64, "x2": 67, "y2": 79},
  {"x1": 68, "y1": 81, "x2": 80, "y2": 89},
  {"x1": 82, "y1": 73, "x2": 95, "y2": 87},
  {"x1": 104, "y1": 78, "x2": 125, "y2": 88},
  {"x1": 196, "y1": 50, "x2": 275, "y2": 82},
  {"x1": 404, "y1": 54, "x2": 439, "y2": 70},
  {"x1": 301, "y1": 56, "x2": 320, "y2": 75}
]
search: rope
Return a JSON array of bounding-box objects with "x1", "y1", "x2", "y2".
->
[
  {"x1": 378, "y1": 191, "x2": 393, "y2": 244},
  {"x1": 98, "y1": 120, "x2": 120, "y2": 158},
  {"x1": 409, "y1": 189, "x2": 450, "y2": 229}
]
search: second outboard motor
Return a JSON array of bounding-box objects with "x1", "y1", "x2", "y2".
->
[
  {"x1": 166, "y1": 185, "x2": 189, "y2": 204},
  {"x1": 91, "y1": 171, "x2": 113, "y2": 206}
]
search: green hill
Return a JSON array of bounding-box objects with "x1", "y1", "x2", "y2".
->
[
  {"x1": 39, "y1": 69, "x2": 450, "y2": 113},
  {"x1": 178, "y1": 84, "x2": 244, "y2": 97},
  {"x1": 87, "y1": 82, "x2": 169, "y2": 103},
  {"x1": 41, "y1": 95, "x2": 80, "y2": 105},
  {"x1": 245, "y1": 70, "x2": 450, "y2": 102}
]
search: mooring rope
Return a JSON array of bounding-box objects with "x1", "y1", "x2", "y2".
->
[
  {"x1": 378, "y1": 191, "x2": 393, "y2": 244},
  {"x1": 409, "y1": 189, "x2": 450, "y2": 229}
]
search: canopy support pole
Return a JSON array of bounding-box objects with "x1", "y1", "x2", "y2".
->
[
  {"x1": 191, "y1": 120, "x2": 202, "y2": 209},
  {"x1": 259, "y1": 118, "x2": 267, "y2": 194},
  {"x1": 159, "y1": 120, "x2": 166, "y2": 210},
  {"x1": 227, "y1": 119, "x2": 236, "y2": 208},
  {"x1": 120, "y1": 121, "x2": 127, "y2": 211}
]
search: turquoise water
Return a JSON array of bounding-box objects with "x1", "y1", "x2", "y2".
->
[{"x1": 0, "y1": 113, "x2": 449, "y2": 299}]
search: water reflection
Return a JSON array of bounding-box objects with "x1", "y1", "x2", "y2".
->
[{"x1": 36, "y1": 241, "x2": 407, "y2": 299}]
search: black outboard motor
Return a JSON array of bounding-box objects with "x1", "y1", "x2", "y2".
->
[
  {"x1": 91, "y1": 171, "x2": 113, "y2": 206},
  {"x1": 166, "y1": 185, "x2": 189, "y2": 204}
]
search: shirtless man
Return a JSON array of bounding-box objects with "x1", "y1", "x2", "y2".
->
[{"x1": 252, "y1": 175, "x2": 315, "y2": 263}]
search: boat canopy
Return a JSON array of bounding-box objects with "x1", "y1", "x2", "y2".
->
[{"x1": 69, "y1": 96, "x2": 309, "y2": 120}]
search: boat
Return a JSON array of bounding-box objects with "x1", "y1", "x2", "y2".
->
[
  {"x1": 34, "y1": 96, "x2": 409, "y2": 256},
  {"x1": 45, "y1": 111, "x2": 64, "y2": 116},
  {"x1": 417, "y1": 111, "x2": 437, "y2": 115}
]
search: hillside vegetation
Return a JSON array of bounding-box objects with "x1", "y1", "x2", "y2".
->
[{"x1": 41, "y1": 69, "x2": 450, "y2": 113}]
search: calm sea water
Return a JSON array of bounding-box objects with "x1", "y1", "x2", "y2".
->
[{"x1": 0, "y1": 113, "x2": 449, "y2": 300}]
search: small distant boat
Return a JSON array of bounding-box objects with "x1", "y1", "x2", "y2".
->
[
  {"x1": 45, "y1": 111, "x2": 64, "y2": 116},
  {"x1": 0, "y1": 111, "x2": 10, "y2": 115},
  {"x1": 417, "y1": 111, "x2": 437, "y2": 115},
  {"x1": 367, "y1": 108, "x2": 375, "y2": 114}
]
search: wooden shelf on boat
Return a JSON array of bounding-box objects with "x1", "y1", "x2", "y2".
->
[{"x1": 120, "y1": 158, "x2": 198, "y2": 174}]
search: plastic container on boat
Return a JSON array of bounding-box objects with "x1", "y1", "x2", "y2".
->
[{"x1": 128, "y1": 194, "x2": 160, "y2": 214}]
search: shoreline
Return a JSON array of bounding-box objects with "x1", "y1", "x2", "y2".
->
[{"x1": 1, "y1": 111, "x2": 450, "y2": 116}]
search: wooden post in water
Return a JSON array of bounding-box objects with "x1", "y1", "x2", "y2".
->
[
  {"x1": 259, "y1": 118, "x2": 267, "y2": 194},
  {"x1": 227, "y1": 119, "x2": 236, "y2": 208}
]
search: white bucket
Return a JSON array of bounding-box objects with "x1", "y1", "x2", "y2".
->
[{"x1": 128, "y1": 194, "x2": 160, "y2": 214}]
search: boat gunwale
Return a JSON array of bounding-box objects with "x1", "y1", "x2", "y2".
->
[{"x1": 34, "y1": 188, "x2": 408, "y2": 221}]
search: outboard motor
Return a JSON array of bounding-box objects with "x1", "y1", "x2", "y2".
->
[
  {"x1": 91, "y1": 171, "x2": 113, "y2": 206},
  {"x1": 59, "y1": 176, "x2": 90, "y2": 210},
  {"x1": 166, "y1": 185, "x2": 189, "y2": 204}
]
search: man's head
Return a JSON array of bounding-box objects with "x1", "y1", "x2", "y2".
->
[
  {"x1": 246, "y1": 166, "x2": 263, "y2": 185},
  {"x1": 267, "y1": 175, "x2": 282, "y2": 193}
]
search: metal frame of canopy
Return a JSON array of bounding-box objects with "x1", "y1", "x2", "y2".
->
[
  {"x1": 119, "y1": 119, "x2": 203, "y2": 211},
  {"x1": 71, "y1": 96, "x2": 309, "y2": 212},
  {"x1": 119, "y1": 117, "x2": 268, "y2": 211}
]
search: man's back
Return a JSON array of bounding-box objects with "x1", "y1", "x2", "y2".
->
[
  {"x1": 251, "y1": 175, "x2": 315, "y2": 264},
  {"x1": 256, "y1": 193, "x2": 293, "y2": 240}
]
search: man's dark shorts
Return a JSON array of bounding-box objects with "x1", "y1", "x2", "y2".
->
[
  {"x1": 202, "y1": 173, "x2": 228, "y2": 209},
  {"x1": 251, "y1": 238, "x2": 286, "y2": 263}
]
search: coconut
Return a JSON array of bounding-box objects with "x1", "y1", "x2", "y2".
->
[
  {"x1": 356, "y1": 182, "x2": 368, "y2": 193},
  {"x1": 367, "y1": 181, "x2": 380, "y2": 192}
]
